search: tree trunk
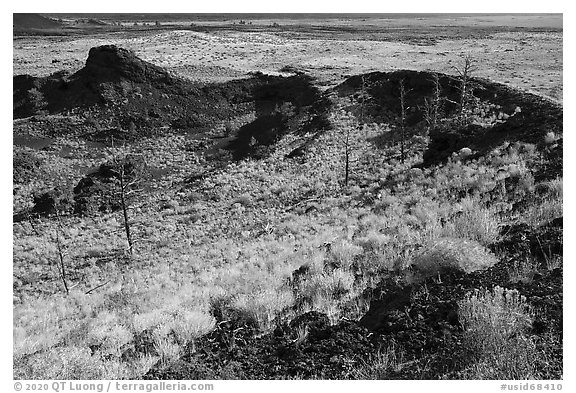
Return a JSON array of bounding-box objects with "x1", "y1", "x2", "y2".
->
[
  {"x1": 399, "y1": 80, "x2": 407, "y2": 164},
  {"x1": 119, "y1": 165, "x2": 133, "y2": 255},
  {"x1": 344, "y1": 146, "x2": 350, "y2": 186},
  {"x1": 54, "y1": 210, "x2": 69, "y2": 294}
]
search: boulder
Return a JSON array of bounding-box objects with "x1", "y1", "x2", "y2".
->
[{"x1": 32, "y1": 188, "x2": 72, "y2": 217}]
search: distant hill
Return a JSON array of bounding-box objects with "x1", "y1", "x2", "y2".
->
[{"x1": 13, "y1": 13, "x2": 62, "y2": 31}]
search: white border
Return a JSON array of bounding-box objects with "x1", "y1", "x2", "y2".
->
[{"x1": 4, "y1": 3, "x2": 570, "y2": 391}]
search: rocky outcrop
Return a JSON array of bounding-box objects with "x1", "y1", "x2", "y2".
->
[
  {"x1": 13, "y1": 45, "x2": 331, "y2": 153},
  {"x1": 79, "y1": 45, "x2": 172, "y2": 84},
  {"x1": 13, "y1": 45, "x2": 259, "y2": 129}
]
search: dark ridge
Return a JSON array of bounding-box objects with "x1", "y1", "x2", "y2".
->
[
  {"x1": 13, "y1": 45, "x2": 331, "y2": 162},
  {"x1": 13, "y1": 13, "x2": 62, "y2": 30},
  {"x1": 12, "y1": 45, "x2": 265, "y2": 130},
  {"x1": 335, "y1": 70, "x2": 460, "y2": 125},
  {"x1": 335, "y1": 70, "x2": 562, "y2": 168}
]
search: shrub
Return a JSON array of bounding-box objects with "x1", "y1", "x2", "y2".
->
[
  {"x1": 508, "y1": 258, "x2": 539, "y2": 284},
  {"x1": 350, "y1": 343, "x2": 406, "y2": 379},
  {"x1": 233, "y1": 193, "x2": 253, "y2": 207},
  {"x1": 355, "y1": 230, "x2": 396, "y2": 272},
  {"x1": 133, "y1": 311, "x2": 166, "y2": 335},
  {"x1": 543, "y1": 177, "x2": 563, "y2": 198},
  {"x1": 14, "y1": 149, "x2": 43, "y2": 184},
  {"x1": 15, "y1": 346, "x2": 103, "y2": 379},
  {"x1": 327, "y1": 238, "x2": 363, "y2": 270},
  {"x1": 544, "y1": 132, "x2": 557, "y2": 144},
  {"x1": 230, "y1": 289, "x2": 294, "y2": 330},
  {"x1": 410, "y1": 237, "x2": 498, "y2": 280},
  {"x1": 442, "y1": 198, "x2": 501, "y2": 246},
  {"x1": 87, "y1": 319, "x2": 133, "y2": 358},
  {"x1": 171, "y1": 310, "x2": 216, "y2": 344},
  {"x1": 13, "y1": 345, "x2": 147, "y2": 379},
  {"x1": 458, "y1": 147, "x2": 473, "y2": 159},
  {"x1": 545, "y1": 255, "x2": 562, "y2": 271},
  {"x1": 457, "y1": 286, "x2": 536, "y2": 379},
  {"x1": 521, "y1": 195, "x2": 562, "y2": 228},
  {"x1": 293, "y1": 268, "x2": 357, "y2": 322},
  {"x1": 152, "y1": 333, "x2": 181, "y2": 368},
  {"x1": 522, "y1": 177, "x2": 562, "y2": 227}
]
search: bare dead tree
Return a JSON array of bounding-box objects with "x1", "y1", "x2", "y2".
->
[
  {"x1": 53, "y1": 209, "x2": 69, "y2": 294},
  {"x1": 85, "y1": 280, "x2": 111, "y2": 295},
  {"x1": 336, "y1": 114, "x2": 365, "y2": 187},
  {"x1": 110, "y1": 138, "x2": 145, "y2": 256},
  {"x1": 118, "y1": 159, "x2": 134, "y2": 255},
  {"x1": 398, "y1": 79, "x2": 412, "y2": 164},
  {"x1": 358, "y1": 75, "x2": 368, "y2": 136},
  {"x1": 422, "y1": 72, "x2": 443, "y2": 132},
  {"x1": 344, "y1": 125, "x2": 351, "y2": 186},
  {"x1": 342, "y1": 75, "x2": 370, "y2": 186},
  {"x1": 338, "y1": 113, "x2": 357, "y2": 187},
  {"x1": 450, "y1": 54, "x2": 478, "y2": 124}
]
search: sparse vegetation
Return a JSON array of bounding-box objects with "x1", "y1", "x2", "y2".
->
[{"x1": 12, "y1": 16, "x2": 562, "y2": 381}]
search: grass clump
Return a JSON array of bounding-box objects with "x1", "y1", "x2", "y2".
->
[
  {"x1": 507, "y1": 258, "x2": 540, "y2": 284},
  {"x1": 350, "y1": 343, "x2": 407, "y2": 379},
  {"x1": 229, "y1": 288, "x2": 295, "y2": 330},
  {"x1": 410, "y1": 237, "x2": 498, "y2": 281},
  {"x1": 457, "y1": 286, "x2": 537, "y2": 379},
  {"x1": 522, "y1": 177, "x2": 562, "y2": 228},
  {"x1": 441, "y1": 197, "x2": 501, "y2": 246}
]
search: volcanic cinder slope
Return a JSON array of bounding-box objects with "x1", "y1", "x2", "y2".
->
[{"x1": 13, "y1": 43, "x2": 563, "y2": 380}]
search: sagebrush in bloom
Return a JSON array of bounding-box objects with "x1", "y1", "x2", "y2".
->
[{"x1": 458, "y1": 286, "x2": 536, "y2": 379}]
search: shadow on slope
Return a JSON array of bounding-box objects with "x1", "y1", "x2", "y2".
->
[{"x1": 334, "y1": 70, "x2": 562, "y2": 173}]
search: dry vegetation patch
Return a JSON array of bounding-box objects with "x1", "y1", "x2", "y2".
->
[{"x1": 12, "y1": 20, "x2": 562, "y2": 379}]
